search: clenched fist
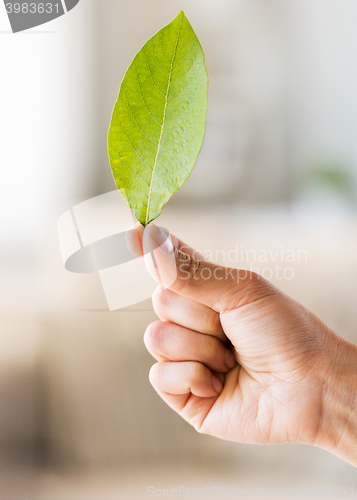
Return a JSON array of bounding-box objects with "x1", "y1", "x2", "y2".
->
[{"x1": 127, "y1": 224, "x2": 357, "y2": 467}]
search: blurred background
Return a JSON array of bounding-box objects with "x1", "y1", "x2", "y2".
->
[{"x1": 1, "y1": 0, "x2": 357, "y2": 498}]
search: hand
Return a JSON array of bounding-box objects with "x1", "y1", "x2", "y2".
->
[{"x1": 127, "y1": 224, "x2": 357, "y2": 465}]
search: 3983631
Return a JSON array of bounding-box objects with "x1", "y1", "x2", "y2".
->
[
  {"x1": 5, "y1": 2, "x2": 60, "y2": 14},
  {"x1": 299, "y1": 486, "x2": 354, "y2": 496}
]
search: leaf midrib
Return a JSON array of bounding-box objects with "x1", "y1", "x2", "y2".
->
[{"x1": 144, "y1": 16, "x2": 183, "y2": 226}]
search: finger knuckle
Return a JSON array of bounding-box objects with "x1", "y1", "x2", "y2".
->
[
  {"x1": 238, "y1": 270, "x2": 273, "y2": 298},
  {"x1": 210, "y1": 313, "x2": 224, "y2": 335},
  {"x1": 203, "y1": 337, "x2": 218, "y2": 361},
  {"x1": 194, "y1": 422, "x2": 207, "y2": 435},
  {"x1": 238, "y1": 269, "x2": 261, "y2": 286},
  {"x1": 176, "y1": 249, "x2": 201, "y2": 281},
  {"x1": 190, "y1": 362, "x2": 207, "y2": 383},
  {"x1": 152, "y1": 288, "x2": 170, "y2": 317},
  {"x1": 144, "y1": 321, "x2": 164, "y2": 350},
  {"x1": 148, "y1": 363, "x2": 161, "y2": 386}
]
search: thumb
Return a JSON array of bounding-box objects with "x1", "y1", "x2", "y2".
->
[{"x1": 142, "y1": 225, "x2": 270, "y2": 312}]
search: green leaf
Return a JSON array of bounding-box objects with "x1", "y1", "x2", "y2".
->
[{"x1": 108, "y1": 11, "x2": 208, "y2": 226}]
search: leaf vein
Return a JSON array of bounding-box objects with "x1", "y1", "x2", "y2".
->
[
  {"x1": 172, "y1": 42, "x2": 197, "y2": 68},
  {"x1": 118, "y1": 158, "x2": 150, "y2": 188},
  {"x1": 165, "y1": 98, "x2": 197, "y2": 124},
  {"x1": 134, "y1": 66, "x2": 163, "y2": 126},
  {"x1": 174, "y1": 35, "x2": 196, "y2": 56},
  {"x1": 150, "y1": 44, "x2": 171, "y2": 75},
  {"x1": 143, "y1": 50, "x2": 166, "y2": 97},
  {"x1": 118, "y1": 122, "x2": 153, "y2": 174},
  {"x1": 170, "y1": 55, "x2": 200, "y2": 84},
  {"x1": 163, "y1": 128, "x2": 203, "y2": 161},
  {"x1": 124, "y1": 93, "x2": 159, "y2": 145},
  {"x1": 145, "y1": 15, "x2": 183, "y2": 225},
  {"x1": 167, "y1": 83, "x2": 191, "y2": 104},
  {"x1": 160, "y1": 30, "x2": 171, "y2": 64}
]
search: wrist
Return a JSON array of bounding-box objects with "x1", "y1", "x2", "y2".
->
[{"x1": 315, "y1": 333, "x2": 357, "y2": 465}]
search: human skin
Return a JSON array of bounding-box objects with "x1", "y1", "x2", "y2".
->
[{"x1": 127, "y1": 224, "x2": 357, "y2": 467}]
